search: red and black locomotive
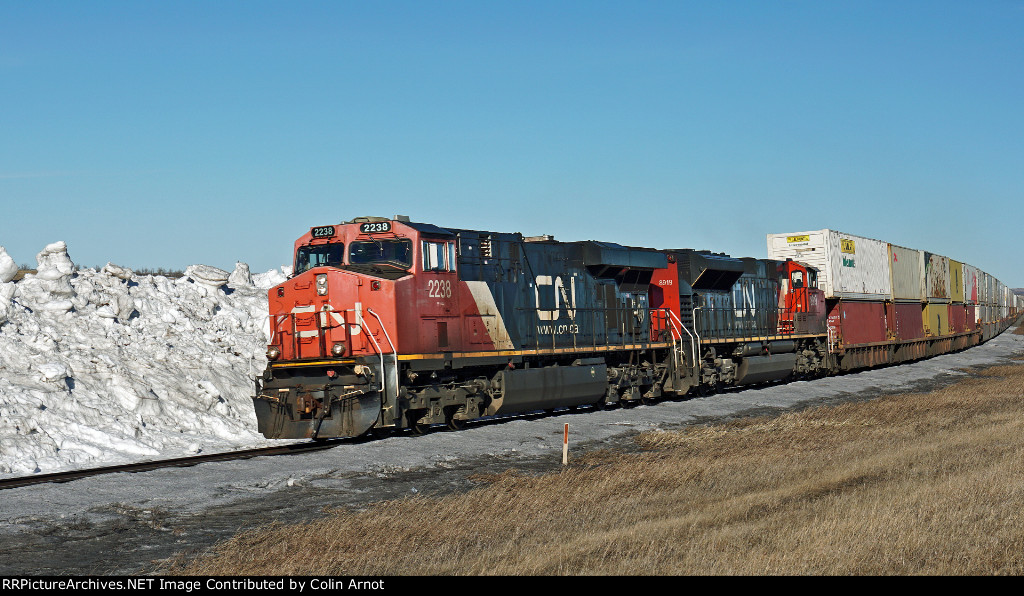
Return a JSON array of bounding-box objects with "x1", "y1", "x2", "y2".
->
[{"x1": 253, "y1": 216, "x2": 830, "y2": 439}]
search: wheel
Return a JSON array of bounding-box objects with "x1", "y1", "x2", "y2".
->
[
  {"x1": 406, "y1": 411, "x2": 430, "y2": 435},
  {"x1": 444, "y1": 406, "x2": 468, "y2": 431},
  {"x1": 696, "y1": 383, "x2": 717, "y2": 397}
]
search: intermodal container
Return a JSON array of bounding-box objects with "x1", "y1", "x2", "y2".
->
[
  {"x1": 923, "y1": 303, "x2": 950, "y2": 336},
  {"x1": 893, "y1": 302, "x2": 925, "y2": 341},
  {"x1": 948, "y1": 303, "x2": 968, "y2": 334},
  {"x1": 967, "y1": 304, "x2": 977, "y2": 330},
  {"x1": 828, "y1": 300, "x2": 888, "y2": 346},
  {"x1": 949, "y1": 259, "x2": 965, "y2": 304},
  {"x1": 767, "y1": 230, "x2": 891, "y2": 300},
  {"x1": 962, "y1": 264, "x2": 980, "y2": 304},
  {"x1": 924, "y1": 252, "x2": 950, "y2": 302},
  {"x1": 888, "y1": 244, "x2": 925, "y2": 302}
]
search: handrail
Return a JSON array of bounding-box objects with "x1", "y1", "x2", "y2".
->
[
  {"x1": 666, "y1": 308, "x2": 697, "y2": 375},
  {"x1": 354, "y1": 307, "x2": 387, "y2": 394},
  {"x1": 366, "y1": 308, "x2": 396, "y2": 354},
  {"x1": 366, "y1": 308, "x2": 397, "y2": 410},
  {"x1": 692, "y1": 306, "x2": 703, "y2": 368}
]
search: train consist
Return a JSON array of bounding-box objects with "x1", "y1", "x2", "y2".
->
[{"x1": 253, "y1": 217, "x2": 1021, "y2": 440}]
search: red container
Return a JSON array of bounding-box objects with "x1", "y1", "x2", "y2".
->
[
  {"x1": 828, "y1": 300, "x2": 888, "y2": 347},
  {"x1": 893, "y1": 302, "x2": 925, "y2": 341},
  {"x1": 948, "y1": 304, "x2": 968, "y2": 334},
  {"x1": 967, "y1": 304, "x2": 977, "y2": 330}
]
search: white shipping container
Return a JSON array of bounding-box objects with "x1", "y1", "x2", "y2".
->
[
  {"x1": 888, "y1": 244, "x2": 925, "y2": 302},
  {"x1": 962, "y1": 264, "x2": 980, "y2": 304},
  {"x1": 767, "y1": 230, "x2": 892, "y2": 300}
]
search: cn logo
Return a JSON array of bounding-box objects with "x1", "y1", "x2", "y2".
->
[
  {"x1": 290, "y1": 304, "x2": 346, "y2": 338},
  {"x1": 534, "y1": 275, "x2": 576, "y2": 321}
]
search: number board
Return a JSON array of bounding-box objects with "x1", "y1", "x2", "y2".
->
[
  {"x1": 311, "y1": 226, "x2": 335, "y2": 238},
  {"x1": 359, "y1": 222, "x2": 392, "y2": 234}
]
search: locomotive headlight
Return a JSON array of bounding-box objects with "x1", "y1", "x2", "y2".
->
[
  {"x1": 331, "y1": 342, "x2": 346, "y2": 356},
  {"x1": 316, "y1": 274, "x2": 328, "y2": 296},
  {"x1": 267, "y1": 346, "x2": 281, "y2": 360}
]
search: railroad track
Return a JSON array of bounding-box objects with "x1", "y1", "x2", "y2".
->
[{"x1": 0, "y1": 440, "x2": 344, "y2": 490}]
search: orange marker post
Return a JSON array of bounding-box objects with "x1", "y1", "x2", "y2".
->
[{"x1": 562, "y1": 423, "x2": 569, "y2": 465}]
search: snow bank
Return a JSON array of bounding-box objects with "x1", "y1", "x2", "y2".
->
[{"x1": 0, "y1": 242, "x2": 291, "y2": 477}]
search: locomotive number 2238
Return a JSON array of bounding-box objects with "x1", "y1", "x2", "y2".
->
[{"x1": 427, "y1": 279, "x2": 452, "y2": 298}]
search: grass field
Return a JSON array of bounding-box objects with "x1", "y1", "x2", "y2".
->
[{"x1": 169, "y1": 354, "x2": 1024, "y2": 576}]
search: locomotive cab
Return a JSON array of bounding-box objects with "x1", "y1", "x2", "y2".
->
[
  {"x1": 256, "y1": 216, "x2": 453, "y2": 439},
  {"x1": 777, "y1": 259, "x2": 826, "y2": 334}
]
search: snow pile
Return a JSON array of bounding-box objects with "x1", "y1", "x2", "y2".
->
[{"x1": 0, "y1": 242, "x2": 291, "y2": 477}]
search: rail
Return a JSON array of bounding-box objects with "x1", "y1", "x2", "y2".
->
[{"x1": 0, "y1": 441, "x2": 344, "y2": 491}]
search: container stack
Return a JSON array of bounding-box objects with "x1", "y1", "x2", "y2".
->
[
  {"x1": 767, "y1": 229, "x2": 1017, "y2": 351},
  {"x1": 888, "y1": 243, "x2": 925, "y2": 341}
]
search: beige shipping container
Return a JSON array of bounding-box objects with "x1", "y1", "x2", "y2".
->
[
  {"x1": 924, "y1": 252, "x2": 950, "y2": 302},
  {"x1": 888, "y1": 244, "x2": 925, "y2": 302},
  {"x1": 949, "y1": 259, "x2": 965, "y2": 303},
  {"x1": 767, "y1": 230, "x2": 892, "y2": 300}
]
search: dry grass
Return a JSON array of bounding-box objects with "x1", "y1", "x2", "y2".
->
[{"x1": 170, "y1": 363, "x2": 1024, "y2": 575}]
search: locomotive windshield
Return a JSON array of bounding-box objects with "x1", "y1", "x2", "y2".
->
[
  {"x1": 295, "y1": 243, "x2": 344, "y2": 275},
  {"x1": 349, "y1": 239, "x2": 413, "y2": 268}
]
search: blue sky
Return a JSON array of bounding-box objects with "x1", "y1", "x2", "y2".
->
[{"x1": 2, "y1": 1, "x2": 1023, "y2": 287}]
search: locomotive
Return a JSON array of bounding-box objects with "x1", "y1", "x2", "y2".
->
[{"x1": 253, "y1": 216, "x2": 1021, "y2": 440}]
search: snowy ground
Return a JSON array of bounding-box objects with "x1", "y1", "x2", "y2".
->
[{"x1": 0, "y1": 242, "x2": 289, "y2": 478}]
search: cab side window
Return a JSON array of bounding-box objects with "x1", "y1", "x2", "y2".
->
[{"x1": 423, "y1": 240, "x2": 456, "y2": 272}]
